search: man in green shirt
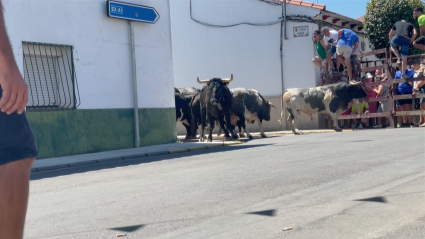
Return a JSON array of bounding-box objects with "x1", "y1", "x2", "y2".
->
[{"x1": 413, "y1": 7, "x2": 425, "y2": 50}]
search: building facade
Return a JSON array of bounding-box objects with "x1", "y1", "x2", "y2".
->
[{"x1": 4, "y1": 0, "x2": 176, "y2": 159}]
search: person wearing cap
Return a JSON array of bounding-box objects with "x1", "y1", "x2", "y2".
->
[
  {"x1": 413, "y1": 7, "x2": 425, "y2": 50},
  {"x1": 412, "y1": 64, "x2": 425, "y2": 127}
]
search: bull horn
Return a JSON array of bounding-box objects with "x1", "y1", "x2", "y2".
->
[
  {"x1": 197, "y1": 77, "x2": 210, "y2": 84},
  {"x1": 221, "y1": 74, "x2": 233, "y2": 83},
  {"x1": 349, "y1": 80, "x2": 361, "y2": 86},
  {"x1": 269, "y1": 102, "x2": 276, "y2": 108}
]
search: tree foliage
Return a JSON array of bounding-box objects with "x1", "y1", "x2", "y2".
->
[{"x1": 364, "y1": 0, "x2": 425, "y2": 58}]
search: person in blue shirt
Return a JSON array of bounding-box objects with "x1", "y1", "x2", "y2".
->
[
  {"x1": 395, "y1": 68, "x2": 415, "y2": 127},
  {"x1": 336, "y1": 29, "x2": 360, "y2": 81}
]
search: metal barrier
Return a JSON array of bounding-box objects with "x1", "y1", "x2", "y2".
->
[{"x1": 336, "y1": 48, "x2": 425, "y2": 128}]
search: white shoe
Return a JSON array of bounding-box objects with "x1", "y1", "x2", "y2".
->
[{"x1": 396, "y1": 58, "x2": 401, "y2": 64}]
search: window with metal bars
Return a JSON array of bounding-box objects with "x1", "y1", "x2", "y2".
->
[{"x1": 22, "y1": 42, "x2": 80, "y2": 111}]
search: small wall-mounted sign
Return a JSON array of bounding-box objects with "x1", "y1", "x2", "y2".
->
[{"x1": 293, "y1": 26, "x2": 309, "y2": 38}]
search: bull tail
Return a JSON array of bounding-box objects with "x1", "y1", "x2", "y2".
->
[{"x1": 278, "y1": 90, "x2": 288, "y2": 125}]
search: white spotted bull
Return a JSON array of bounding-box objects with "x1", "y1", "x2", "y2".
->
[{"x1": 278, "y1": 81, "x2": 367, "y2": 134}]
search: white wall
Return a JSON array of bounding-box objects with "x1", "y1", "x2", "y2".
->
[
  {"x1": 170, "y1": 0, "x2": 321, "y2": 97},
  {"x1": 4, "y1": 0, "x2": 175, "y2": 109}
]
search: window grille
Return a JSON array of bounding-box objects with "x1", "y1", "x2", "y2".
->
[{"x1": 22, "y1": 42, "x2": 80, "y2": 111}]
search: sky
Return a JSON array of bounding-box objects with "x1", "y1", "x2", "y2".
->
[{"x1": 316, "y1": 0, "x2": 369, "y2": 19}]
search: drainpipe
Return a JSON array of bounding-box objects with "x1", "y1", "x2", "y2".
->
[
  {"x1": 280, "y1": 2, "x2": 287, "y2": 130},
  {"x1": 280, "y1": 20, "x2": 284, "y2": 97},
  {"x1": 283, "y1": 0, "x2": 288, "y2": 39}
]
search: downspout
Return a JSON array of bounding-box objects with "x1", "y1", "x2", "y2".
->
[
  {"x1": 280, "y1": 1, "x2": 287, "y2": 130},
  {"x1": 283, "y1": 0, "x2": 287, "y2": 39}
]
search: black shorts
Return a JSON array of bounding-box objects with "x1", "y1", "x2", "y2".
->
[
  {"x1": 414, "y1": 36, "x2": 425, "y2": 45},
  {"x1": 0, "y1": 86, "x2": 38, "y2": 166}
]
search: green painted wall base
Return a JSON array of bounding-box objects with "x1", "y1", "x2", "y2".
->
[{"x1": 27, "y1": 108, "x2": 176, "y2": 159}]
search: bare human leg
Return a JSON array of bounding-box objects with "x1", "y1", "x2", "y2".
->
[{"x1": 0, "y1": 157, "x2": 35, "y2": 239}]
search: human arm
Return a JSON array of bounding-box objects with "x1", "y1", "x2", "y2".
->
[
  {"x1": 389, "y1": 29, "x2": 396, "y2": 42},
  {"x1": 411, "y1": 28, "x2": 418, "y2": 43},
  {"x1": 320, "y1": 39, "x2": 326, "y2": 49},
  {"x1": 374, "y1": 85, "x2": 384, "y2": 96},
  {"x1": 0, "y1": 2, "x2": 29, "y2": 114},
  {"x1": 352, "y1": 41, "x2": 359, "y2": 55},
  {"x1": 420, "y1": 25, "x2": 425, "y2": 36},
  {"x1": 337, "y1": 29, "x2": 343, "y2": 42},
  {"x1": 413, "y1": 74, "x2": 425, "y2": 94}
]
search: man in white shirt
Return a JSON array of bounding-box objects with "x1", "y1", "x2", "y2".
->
[{"x1": 321, "y1": 27, "x2": 339, "y2": 73}]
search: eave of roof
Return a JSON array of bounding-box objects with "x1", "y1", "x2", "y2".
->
[
  {"x1": 314, "y1": 10, "x2": 364, "y2": 34},
  {"x1": 274, "y1": 0, "x2": 326, "y2": 10},
  {"x1": 272, "y1": 0, "x2": 364, "y2": 34}
]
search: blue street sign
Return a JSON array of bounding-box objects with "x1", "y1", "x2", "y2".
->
[{"x1": 106, "y1": 0, "x2": 160, "y2": 24}]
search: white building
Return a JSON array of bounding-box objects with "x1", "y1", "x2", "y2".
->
[
  {"x1": 171, "y1": 0, "x2": 373, "y2": 135},
  {"x1": 4, "y1": 0, "x2": 176, "y2": 158}
]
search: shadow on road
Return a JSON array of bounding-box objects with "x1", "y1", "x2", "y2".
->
[
  {"x1": 354, "y1": 196, "x2": 388, "y2": 203},
  {"x1": 30, "y1": 144, "x2": 272, "y2": 181},
  {"x1": 109, "y1": 224, "x2": 145, "y2": 233},
  {"x1": 107, "y1": 209, "x2": 277, "y2": 233}
]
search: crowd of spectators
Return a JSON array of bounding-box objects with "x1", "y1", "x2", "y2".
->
[{"x1": 313, "y1": 8, "x2": 425, "y2": 129}]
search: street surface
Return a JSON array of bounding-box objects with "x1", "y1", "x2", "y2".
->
[{"x1": 27, "y1": 128, "x2": 425, "y2": 239}]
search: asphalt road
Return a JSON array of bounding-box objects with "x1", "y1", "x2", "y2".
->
[{"x1": 27, "y1": 128, "x2": 425, "y2": 239}]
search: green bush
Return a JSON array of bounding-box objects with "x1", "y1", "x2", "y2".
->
[{"x1": 364, "y1": 0, "x2": 425, "y2": 58}]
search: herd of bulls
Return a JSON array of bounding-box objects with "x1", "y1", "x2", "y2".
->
[
  {"x1": 175, "y1": 75, "x2": 275, "y2": 142},
  {"x1": 175, "y1": 75, "x2": 369, "y2": 142}
]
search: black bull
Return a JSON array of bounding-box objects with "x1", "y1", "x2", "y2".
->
[
  {"x1": 278, "y1": 81, "x2": 367, "y2": 135},
  {"x1": 175, "y1": 92, "x2": 197, "y2": 139},
  {"x1": 218, "y1": 88, "x2": 276, "y2": 139},
  {"x1": 197, "y1": 75, "x2": 238, "y2": 142}
]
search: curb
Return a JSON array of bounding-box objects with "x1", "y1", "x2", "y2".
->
[
  {"x1": 248, "y1": 129, "x2": 354, "y2": 136},
  {"x1": 31, "y1": 141, "x2": 244, "y2": 173},
  {"x1": 211, "y1": 130, "x2": 354, "y2": 139}
]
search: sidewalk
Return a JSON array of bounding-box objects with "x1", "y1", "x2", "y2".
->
[
  {"x1": 31, "y1": 129, "x2": 353, "y2": 173},
  {"x1": 31, "y1": 140, "x2": 242, "y2": 173}
]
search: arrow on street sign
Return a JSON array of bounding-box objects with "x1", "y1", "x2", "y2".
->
[{"x1": 106, "y1": 0, "x2": 160, "y2": 24}]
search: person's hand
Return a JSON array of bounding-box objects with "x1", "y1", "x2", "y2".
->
[
  {"x1": 412, "y1": 88, "x2": 419, "y2": 94},
  {"x1": 0, "y1": 63, "x2": 28, "y2": 115},
  {"x1": 364, "y1": 110, "x2": 370, "y2": 116}
]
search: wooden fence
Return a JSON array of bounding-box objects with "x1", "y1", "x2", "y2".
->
[{"x1": 334, "y1": 48, "x2": 425, "y2": 128}]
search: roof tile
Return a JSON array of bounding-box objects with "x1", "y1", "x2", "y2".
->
[
  {"x1": 300, "y1": 2, "x2": 313, "y2": 7},
  {"x1": 273, "y1": 0, "x2": 326, "y2": 10}
]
